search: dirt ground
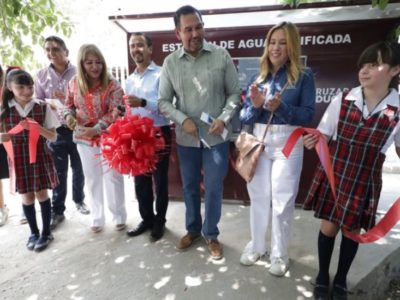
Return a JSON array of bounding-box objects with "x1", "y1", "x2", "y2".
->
[
  {"x1": 1, "y1": 172, "x2": 400, "y2": 299},
  {"x1": 385, "y1": 280, "x2": 400, "y2": 300}
]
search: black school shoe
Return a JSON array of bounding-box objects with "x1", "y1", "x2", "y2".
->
[
  {"x1": 26, "y1": 234, "x2": 40, "y2": 251},
  {"x1": 331, "y1": 284, "x2": 349, "y2": 300},
  {"x1": 34, "y1": 234, "x2": 54, "y2": 252},
  {"x1": 313, "y1": 284, "x2": 329, "y2": 300}
]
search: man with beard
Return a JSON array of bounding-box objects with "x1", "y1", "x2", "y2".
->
[
  {"x1": 158, "y1": 6, "x2": 240, "y2": 260},
  {"x1": 125, "y1": 33, "x2": 171, "y2": 241}
]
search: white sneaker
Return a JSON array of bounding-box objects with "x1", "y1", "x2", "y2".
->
[
  {"x1": 240, "y1": 242, "x2": 262, "y2": 266},
  {"x1": 0, "y1": 206, "x2": 9, "y2": 226},
  {"x1": 269, "y1": 257, "x2": 289, "y2": 277}
]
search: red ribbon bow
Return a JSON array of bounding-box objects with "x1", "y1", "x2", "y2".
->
[
  {"x1": 101, "y1": 114, "x2": 165, "y2": 176},
  {"x1": 282, "y1": 127, "x2": 400, "y2": 243}
]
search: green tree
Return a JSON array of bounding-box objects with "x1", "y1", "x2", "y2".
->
[
  {"x1": 280, "y1": 0, "x2": 399, "y2": 39},
  {"x1": 281, "y1": 0, "x2": 391, "y2": 8},
  {"x1": 0, "y1": 0, "x2": 72, "y2": 69}
]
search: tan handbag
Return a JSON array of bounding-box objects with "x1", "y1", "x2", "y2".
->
[
  {"x1": 235, "y1": 82, "x2": 289, "y2": 183},
  {"x1": 235, "y1": 114, "x2": 272, "y2": 183}
]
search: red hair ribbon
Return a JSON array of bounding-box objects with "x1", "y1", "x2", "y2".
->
[{"x1": 282, "y1": 127, "x2": 400, "y2": 243}]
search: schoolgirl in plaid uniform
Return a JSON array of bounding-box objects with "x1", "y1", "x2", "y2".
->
[
  {"x1": 303, "y1": 42, "x2": 400, "y2": 300},
  {"x1": 64, "y1": 44, "x2": 127, "y2": 233},
  {"x1": 0, "y1": 69, "x2": 60, "y2": 252}
]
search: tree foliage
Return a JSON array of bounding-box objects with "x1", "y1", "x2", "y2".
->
[
  {"x1": 280, "y1": 0, "x2": 399, "y2": 40},
  {"x1": 281, "y1": 0, "x2": 392, "y2": 8},
  {"x1": 371, "y1": 0, "x2": 390, "y2": 9},
  {"x1": 0, "y1": 0, "x2": 72, "y2": 69}
]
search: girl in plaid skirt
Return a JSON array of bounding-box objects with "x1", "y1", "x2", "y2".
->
[
  {"x1": 303, "y1": 42, "x2": 400, "y2": 300},
  {"x1": 0, "y1": 69, "x2": 60, "y2": 252}
]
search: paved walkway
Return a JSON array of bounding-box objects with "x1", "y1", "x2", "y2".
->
[{"x1": 0, "y1": 173, "x2": 399, "y2": 300}]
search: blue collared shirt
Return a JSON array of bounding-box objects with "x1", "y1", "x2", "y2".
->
[
  {"x1": 124, "y1": 61, "x2": 169, "y2": 127},
  {"x1": 240, "y1": 65, "x2": 316, "y2": 126}
]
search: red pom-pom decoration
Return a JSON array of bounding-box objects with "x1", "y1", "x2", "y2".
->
[{"x1": 101, "y1": 115, "x2": 166, "y2": 176}]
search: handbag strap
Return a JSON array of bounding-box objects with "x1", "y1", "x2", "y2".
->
[
  {"x1": 260, "y1": 81, "x2": 290, "y2": 142},
  {"x1": 261, "y1": 112, "x2": 273, "y2": 141}
]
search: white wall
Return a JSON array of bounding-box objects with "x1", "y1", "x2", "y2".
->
[{"x1": 36, "y1": 0, "x2": 128, "y2": 72}]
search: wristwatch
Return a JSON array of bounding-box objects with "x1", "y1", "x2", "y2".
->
[{"x1": 140, "y1": 98, "x2": 147, "y2": 107}]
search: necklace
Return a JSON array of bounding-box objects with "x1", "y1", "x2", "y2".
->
[{"x1": 361, "y1": 89, "x2": 390, "y2": 123}]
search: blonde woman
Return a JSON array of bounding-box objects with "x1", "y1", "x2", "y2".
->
[
  {"x1": 64, "y1": 44, "x2": 126, "y2": 233},
  {"x1": 239, "y1": 22, "x2": 316, "y2": 276}
]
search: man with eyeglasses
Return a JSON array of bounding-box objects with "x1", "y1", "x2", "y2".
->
[
  {"x1": 34, "y1": 36, "x2": 89, "y2": 230},
  {"x1": 159, "y1": 5, "x2": 240, "y2": 260}
]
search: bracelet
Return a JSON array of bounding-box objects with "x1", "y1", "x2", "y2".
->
[{"x1": 93, "y1": 124, "x2": 102, "y2": 134}]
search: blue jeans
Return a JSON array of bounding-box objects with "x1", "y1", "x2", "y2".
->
[
  {"x1": 177, "y1": 142, "x2": 229, "y2": 240},
  {"x1": 48, "y1": 126, "x2": 85, "y2": 215}
]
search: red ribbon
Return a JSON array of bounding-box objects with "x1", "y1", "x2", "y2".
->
[
  {"x1": 3, "y1": 118, "x2": 41, "y2": 164},
  {"x1": 344, "y1": 198, "x2": 400, "y2": 243},
  {"x1": 101, "y1": 114, "x2": 165, "y2": 176},
  {"x1": 282, "y1": 128, "x2": 336, "y2": 199},
  {"x1": 282, "y1": 127, "x2": 400, "y2": 243}
]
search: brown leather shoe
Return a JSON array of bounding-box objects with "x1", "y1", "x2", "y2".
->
[
  {"x1": 176, "y1": 232, "x2": 201, "y2": 250},
  {"x1": 207, "y1": 239, "x2": 223, "y2": 260}
]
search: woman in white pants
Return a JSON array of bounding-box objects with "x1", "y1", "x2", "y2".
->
[
  {"x1": 64, "y1": 44, "x2": 127, "y2": 233},
  {"x1": 239, "y1": 22, "x2": 316, "y2": 276}
]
